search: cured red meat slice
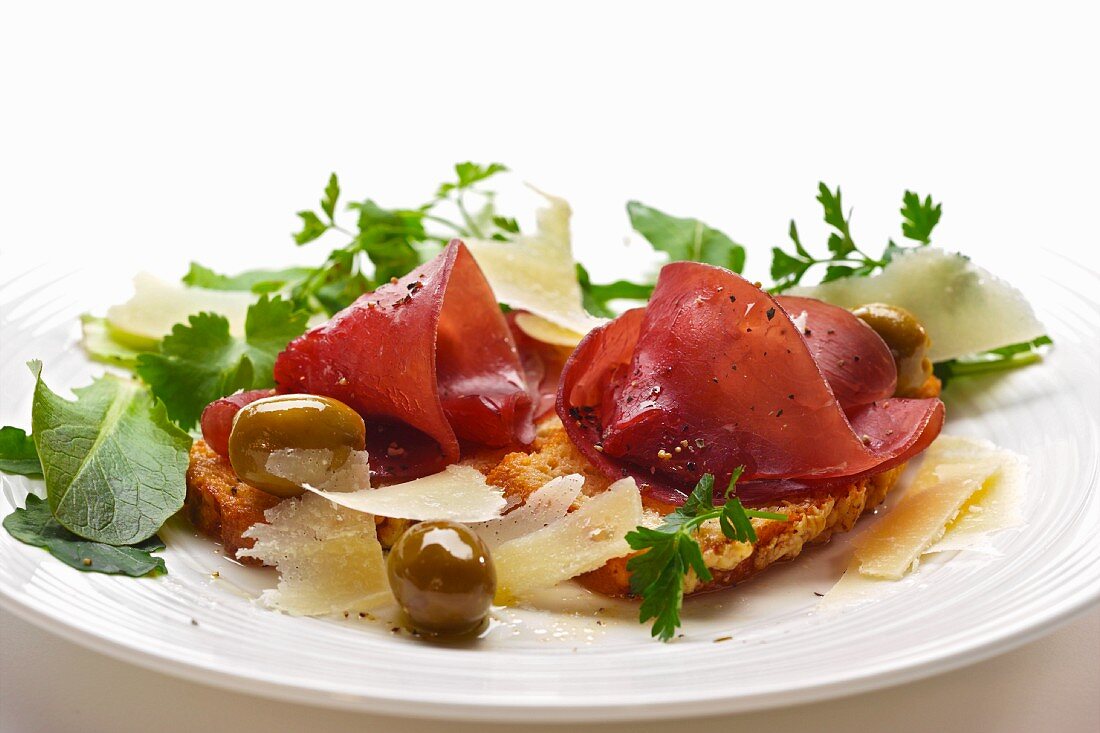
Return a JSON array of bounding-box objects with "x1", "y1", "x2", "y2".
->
[
  {"x1": 200, "y1": 388, "x2": 275, "y2": 457},
  {"x1": 273, "y1": 240, "x2": 534, "y2": 480},
  {"x1": 507, "y1": 312, "x2": 574, "y2": 421},
  {"x1": 557, "y1": 262, "x2": 943, "y2": 502},
  {"x1": 776, "y1": 295, "x2": 896, "y2": 409}
]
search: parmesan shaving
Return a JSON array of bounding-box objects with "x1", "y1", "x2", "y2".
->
[
  {"x1": 853, "y1": 435, "x2": 1022, "y2": 580},
  {"x1": 469, "y1": 474, "x2": 585, "y2": 549},
  {"x1": 305, "y1": 465, "x2": 507, "y2": 522},
  {"x1": 791, "y1": 247, "x2": 1046, "y2": 362},
  {"x1": 238, "y1": 493, "x2": 392, "y2": 616},
  {"x1": 264, "y1": 448, "x2": 371, "y2": 493},
  {"x1": 465, "y1": 190, "x2": 605, "y2": 345},
  {"x1": 493, "y1": 478, "x2": 642, "y2": 603}
]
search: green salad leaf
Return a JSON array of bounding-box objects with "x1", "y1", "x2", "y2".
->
[
  {"x1": 4, "y1": 495, "x2": 166, "y2": 576},
  {"x1": 79, "y1": 315, "x2": 146, "y2": 369},
  {"x1": 627, "y1": 201, "x2": 746, "y2": 274},
  {"x1": 30, "y1": 362, "x2": 191, "y2": 545},
  {"x1": 0, "y1": 426, "x2": 42, "y2": 476},
  {"x1": 625, "y1": 469, "x2": 787, "y2": 641},
  {"x1": 136, "y1": 295, "x2": 309, "y2": 428},
  {"x1": 576, "y1": 264, "x2": 654, "y2": 318},
  {"x1": 933, "y1": 336, "x2": 1053, "y2": 385}
]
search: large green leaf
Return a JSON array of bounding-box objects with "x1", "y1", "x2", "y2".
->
[{"x1": 30, "y1": 362, "x2": 191, "y2": 545}]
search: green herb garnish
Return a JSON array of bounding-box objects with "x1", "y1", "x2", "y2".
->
[
  {"x1": 29, "y1": 361, "x2": 191, "y2": 546},
  {"x1": 181, "y1": 263, "x2": 313, "y2": 295},
  {"x1": 627, "y1": 201, "x2": 746, "y2": 274},
  {"x1": 769, "y1": 184, "x2": 943, "y2": 292},
  {"x1": 933, "y1": 336, "x2": 1053, "y2": 385},
  {"x1": 0, "y1": 426, "x2": 42, "y2": 476},
  {"x1": 625, "y1": 469, "x2": 788, "y2": 641},
  {"x1": 4, "y1": 495, "x2": 166, "y2": 577},
  {"x1": 135, "y1": 295, "x2": 309, "y2": 429}
]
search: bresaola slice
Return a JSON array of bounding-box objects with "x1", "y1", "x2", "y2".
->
[
  {"x1": 776, "y1": 295, "x2": 896, "y2": 409},
  {"x1": 200, "y1": 388, "x2": 276, "y2": 456},
  {"x1": 270, "y1": 240, "x2": 534, "y2": 480},
  {"x1": 557, "y1": 261, "x2": 943, "y2": 503}
]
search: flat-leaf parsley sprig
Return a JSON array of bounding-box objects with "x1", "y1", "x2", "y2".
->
[
  {"x1": 625, "y1": 468, "x2": 788, "y2": 641},
  {"x1": 769, "y1": 184, "x2": 943, "y2": 292}
]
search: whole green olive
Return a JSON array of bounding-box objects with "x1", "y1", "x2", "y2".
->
[
  {"x1": 228, "y1": 394, "x2": 366, "y2": 498},
  {"x1": 853, "y1": 303, "x2": 934, "y2": 397},
  {"x1": 386, "y1": 521, "x2": 496, "y2": 636}
]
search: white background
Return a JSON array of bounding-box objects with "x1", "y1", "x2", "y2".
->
[{"x1": 1, "y1": 1, "x2": 1098, "y2": 731}]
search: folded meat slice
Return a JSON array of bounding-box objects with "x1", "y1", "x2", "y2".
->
[
  {"x1": 269, "y1": 240, "x2": 533, "y2": 480},
  {"x1": 775, "y1": 295, "x2": 896, "y2": 409},
  {"x1": 557, "y1": 262, "x2": 943, "y2": 503}
]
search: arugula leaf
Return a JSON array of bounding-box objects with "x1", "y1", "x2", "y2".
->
[
  {"x1": 625, "y1": 469, "x2": 787, "y2": 641},
  {"x1": 29, "y1": 361, "x2": 191, "y2": 545},
  {"x1": 900, "y1": 191, "x2": 942, "y2": 244},
  {"x1": 933, "y1": 336, "x2": 1053, "y2": 385},
  {"x1": 136, "y1": 295, "x2": 309, "y2": 428},
  {"x1": 4, "y1": 495, "x2": 166, "y2": 576},
  {"x1": 576, "y1": 264, "x2": 654, "y2": 318},
  {"x1": 769, "y1": 184, "x2": 942, "y2": 292},
  {"x1": 0, "y1": 426, "x2": 42, "y2": 476},
  {"x1": 627, "y1": 201, "x2": 746, "y2": 273},
  {"x1": 182, "y1": 263, "x2": 313, "y2": 294}
]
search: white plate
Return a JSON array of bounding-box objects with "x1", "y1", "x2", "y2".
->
[{"x1": 1, "y1": 255, "x2": 1098, "y2": 723}]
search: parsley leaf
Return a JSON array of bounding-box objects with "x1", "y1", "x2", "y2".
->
[
  {"x1": 625, "y1": 469, "x2": 787, "y2": 640},
  {"x1": 182, "y1": 263, "x2": 313, "y2": 294},
  {"x1": 321, "y1": 173, "x2": 340, "y2": 224},
  {"x1": 436, "y1": 162, "x2": 509, "y2": 198},
  {"x1": 769, "y1": 184, "x2": 942, "y2": 292},
  {"x1": 136, "y1": 295, "x2": 309, "y2": 428},
  {"x1": 293, "y1": 210, "x2": 329, "y2": 245},
  {"x1": 4, "y1": 495, "x2": 166, "y2": 576},
  {"x1": 900, "y1": 190, "x2": 943, "y2": 244},
  {"x1": 349, "y1": 200, "x2": 427, "y2": 284},
  {"x1": 627, "y1": 201, "x2": 746, "y2": 273},
  {"x1": 0, "y1": 426, "x2": 42, "y2": 476}
]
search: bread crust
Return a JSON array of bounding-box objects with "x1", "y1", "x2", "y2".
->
[{"x1": 185, "y1": 375, "x2": 937, "y2": 592}]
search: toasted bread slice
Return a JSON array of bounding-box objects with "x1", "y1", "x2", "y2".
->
[
  {"x1": 185, "y1": 441, "x2": 410, "y2": 564},
  {"x1": 186, "y1": 375, "x2": 937, "y2": 590}
]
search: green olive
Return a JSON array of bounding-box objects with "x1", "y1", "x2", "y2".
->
[
  {"x1": 386, "y1": 521, "x2": 496, "y2": 636},
  {"x1": 853, "y1": 303, "x2": 934, "y2": 397},
  {"x1": 228, "y1": 394, "x2": 366, "y2": 498}
]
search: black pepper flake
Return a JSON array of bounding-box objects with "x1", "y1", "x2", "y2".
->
[
  {"x1": 729, "y1": 295, "x2": 737, "y2": 303},
  {"x1": 853, "y1": 355, "x2": 860, "y2": 362},
  {"x1": 788, "y1": 394, "x2": 795, "y2": 400},
  {"x1": 686, "y1": 461, "x2": 697, "y2": 471},
  {"x1": 827, "y1": 329, "x2": 835, "y2": 335},
  {"x1": 776, "y1": 409, "x2": 784, "y2": 417},
  {"x1": 766, "y1": 307, "x2": 776, "y2": 320},
  {"x1": 746, "y1": 327, "x2": 753, "y2": 333},
  {"x1": 813, "y1": 592, "x2": 824, "y2": 597},
  {"x1": 804, "y1": 328, "x2": 812, "y2": 337}
]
